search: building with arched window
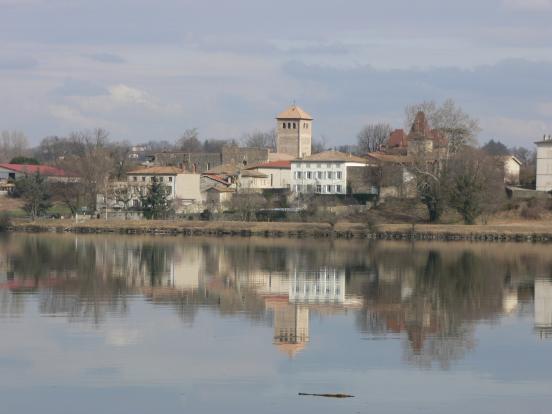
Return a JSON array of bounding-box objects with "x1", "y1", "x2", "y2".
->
[{"x1": 276, "y1": 105, "x2": 313, "y2": 158}]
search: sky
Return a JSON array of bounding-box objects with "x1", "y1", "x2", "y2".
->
[{"x1": 1, "y1": 0, "x2": 552, "y2": 148}]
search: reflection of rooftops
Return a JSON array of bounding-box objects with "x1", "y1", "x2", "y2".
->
[{"x1": 274, "y1": 341, "x2": 306, "y2": 357}]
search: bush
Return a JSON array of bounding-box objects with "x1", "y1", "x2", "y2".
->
[
  {"x1": 0, "y1": 214, "x2": 12, "y2": 232},
  {"x1": 521, "y1": 205, "x2": 543, "y2": 220}
]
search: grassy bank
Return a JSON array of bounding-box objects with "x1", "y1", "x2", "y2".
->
[{"x1": 7, "y1": 218, "x2": 552, "y2": 242}]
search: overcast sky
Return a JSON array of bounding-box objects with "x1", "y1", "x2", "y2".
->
[{"x1": 1, "y1": 0, "x2": 552, "y2": 147}]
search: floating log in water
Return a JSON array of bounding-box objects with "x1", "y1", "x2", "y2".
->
[{"x1": 298, "y1": 393, "x2": 354, "y2": 398}]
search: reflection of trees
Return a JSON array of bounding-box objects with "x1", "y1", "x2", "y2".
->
[{"x1": 356, "y1": 247, "x2": 522, "y2": 369}]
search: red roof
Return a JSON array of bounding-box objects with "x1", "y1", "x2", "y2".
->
[
  {"x1": 388, "y1": 129, "x2": 408, "y2": 148},
  {"x1": 0, "y1": 163, "x2": 71, "y2": 177},
  {"x1": 247, "y1": 160, "x2": 291, "y2": 169}
]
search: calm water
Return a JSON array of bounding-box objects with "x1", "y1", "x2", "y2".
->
[{"x1": 1, "y1": 234, "x2": 551, "y2": 414}]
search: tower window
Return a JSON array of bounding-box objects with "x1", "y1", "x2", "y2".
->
[
  {"x1": 283, "y1": 123, "x2": 286, "y2": 129},
  {"x1": 288, "y1": 122, "x2": 291, "y2": 128},
  {"x1": 293, "y1": 122, "x2": 296, "y2": 129}
]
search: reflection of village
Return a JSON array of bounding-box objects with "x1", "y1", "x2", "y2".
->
[{"x1": 2, "y1": 236, "x2": 552, "y2": 361}]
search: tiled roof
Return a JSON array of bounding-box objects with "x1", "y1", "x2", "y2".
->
[
  {"x1": 388, "y1": 129, "x2": 408, "y2": 148},
  {"x1": 127, "y1": 166, "x2": 187, "y2": 175},
  {"x1": 204, "y1": 163, "x2": 241, "y2": 175},
  {"x1": 241, "y1": 170, "x2": 268, "y2": 178},
  {"x1": 297, "y1": 150, "x2": 367, "y2": 163},
  {"x1": 0, "y1": 163, "x2": 72, "y2": 177},
  {"x1": 268, "y1": 152, "x2": 295, "y2": 161},
  {"x1": 276, "y1": 105, "x2": 313, "y2": 120},
  {"x1": 366, "y1": 152, "x2": 411, "y2": 164},
  {"x1": 245, "y1": 160, "x2": 291, "y2": 169}
]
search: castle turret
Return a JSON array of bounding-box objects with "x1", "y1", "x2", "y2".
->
[{"x1": 276, "y1": 105, "x2": 313, "y2": 158}]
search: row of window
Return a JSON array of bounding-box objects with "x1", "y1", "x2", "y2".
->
[
  {"x1": 293, "y1": 184, "x2": 343, "y2": 193},
  {"x1": 131, "y1": 176, "x2": 173, "y2": 183},
  {"x1": 282, "y1": 122, "x2": 309, "y2": 129},
  {"x1": 294, "y1": 162, "x2": 338, "y2": 169},
  {"x1": 129, "y1": 185, "x2": 172, "y2": 195},
  {"x1": 294, "y1": 171, "x2": 342, "y2": 180}
]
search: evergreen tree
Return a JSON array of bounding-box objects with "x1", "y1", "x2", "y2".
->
[
  {"x1": 140, "y1": 178, "x2": 171, "y2": 219},
  {"x1": 14, "y1": 172, "x2": 52, "y2": 220}
]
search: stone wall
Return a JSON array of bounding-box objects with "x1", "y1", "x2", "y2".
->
[
  {"x1": 153, "y1": 152, "x2": 222, "y2": 173},
  {"x1": 222, "y1": 145, "x2": 269, "y2": 166}
]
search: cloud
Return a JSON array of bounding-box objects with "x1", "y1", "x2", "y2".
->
[
  {"x1": 51, "y1": 79, "x2": 108, "y2": 97},
  {"x1": 0, "y1": 56, "x2": 38, "y2": 70},
  {"x1": 85, "y1": 52, "x2": 126, "y2": 64}
]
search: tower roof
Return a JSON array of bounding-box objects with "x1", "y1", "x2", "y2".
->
[{"x1": 277, "y1": 105, "x2": 313, "y2": 120}]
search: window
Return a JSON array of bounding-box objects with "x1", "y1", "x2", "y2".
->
[
  {"x1": 293, "y1": 122, "x2": 296, "y2": 129},
  {"x1": 142, "y1": 177, "x2": 146, "y2": 182},
  {"x1": 306, "y1": 171, "x2": 312, "y2": 179},
  {"x1": 336, "y1": 185, "x2": 342, "y2": 193},
  {"x1": 316, "y1": 184, "x2": 322, "y2": 193},
  {"x1": 166, "y1": 186, "x2": 172, "y2": 195},
  {"x1": 283, "y1": 122, "x2": 286, "y2": 129},
  {"x1": 336, "y1": 171, "x2": 342, "y2": 179},
  {"x1": 327, "y1": 171, "x2": 333, "y2": 179},
  {"x1": 159, "y1": 177, "x2": 164, "y2": 182},
  {"x1": 287, "y1": 122, "x2": 291, "y2": 128},
  {"x1": 297, "y1": 171, "x2": 302, "y2": 179},
  {"x1": 168, "y1": 177, "x2": 173, "y2": 182},
  {"x1": 326, "y1": 185, "x2": 332, "y2": 193},
  {"x1": 317, "y1": 171, "x2": 324, "y2": 179},
  {"x1": 133, "y1": 176, "x2": 137, "y2": 182}
]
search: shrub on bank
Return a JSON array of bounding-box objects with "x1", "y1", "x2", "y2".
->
[{"x1": 0, "y1": 213, "x2": 12, "y2": 232}]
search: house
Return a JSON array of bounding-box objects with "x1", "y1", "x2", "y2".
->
[
  {"x1": 203, "y1": 185, "x2": 235, "y2": 212},
  {"x1": 385, "y1": 112, "x2": 448, "y2": 156},
  {"x1": 497, "y1": 155, "x2": 521, "y2": 185},
  {"x1": 535, "y1": 135, "x2": 552, "y2": 192},
  {"x1": 238, "y1": 169, "x2": 271, "y2": 191},
  {"x1": 365, "y1": 152, "x2": 416, "y2": 199},
  {"x1": 125, "y1": 166, "x2": 202, "y2": 210},
  {"x1": 290, "y1": 150, "x2": 368, "y2": 195},
  {"x1": 0, "y1": 163, "x2": 76, "y2": 183},
  {"x1": 243, "y1": 160, "x2": 292, "y2": 190}
]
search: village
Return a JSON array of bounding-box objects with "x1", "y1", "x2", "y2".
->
[{"x1": 0, "y1": 102, "x2": 549, "y2": 227}]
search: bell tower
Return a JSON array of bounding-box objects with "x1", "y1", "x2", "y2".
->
[{"x1": 276, "y1": 105, "x2": 312, "y2": 158}]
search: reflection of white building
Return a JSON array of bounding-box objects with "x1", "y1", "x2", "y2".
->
[
  {"x1": 535, "y1": 278, "x2": 552, "y2": 339},
  {"x1": 169, "y1": 249, "x2": 201, "y2": 290},
  {"x1": 290, "y1": 268, "x2": 346, "y2": 304}
]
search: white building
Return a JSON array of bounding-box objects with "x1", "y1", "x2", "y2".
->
[
  {"x1": 536, "y1": 135, "x2": 552, "y2": 191},
  {"x1": 125, "y1": 166, "x2": 202, "y2": 208},
  {"x1": 242, "y1": 160, "x2": 291, "y2": 190},
  {"x1": 291, "y1": 150, "x2": 368, "y2": 195}
]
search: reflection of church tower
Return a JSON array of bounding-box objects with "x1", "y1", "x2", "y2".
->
[
  {"x1": 276, "y1": 105, "x2": 313, "y2": 158},
  {"x1": 267, "y1": 299, "x2": 310, "y2": 357},
  {"x1": 535, "y1": 278, "x2": 552, "y2": 339}
]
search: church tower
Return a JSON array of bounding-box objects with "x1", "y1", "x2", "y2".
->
[{"x1": 276, "y1": 105, "x2": 312, "y2": 158}]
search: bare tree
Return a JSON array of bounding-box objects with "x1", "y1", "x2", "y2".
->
[
  {"x1": 447, "y1": 147, "x2": 505, "y2": 224},
  {"x1": 225, "y1": 192, "x2": 267, "y2": 221},
  {"x1": 242, "y1": 129, "x2": 276, "y2": 150},
  {"x1": 176, "y1": 128, "x2": 202, "y2": 152},
  {"x1": 0, "y1": 130, "x2": 29, "y2": 162},
  {"x1": 357, "y1": 123, "x2": 391, "y2": 154},
  {"x1": 312, "y1": 135, "x2": 327, "y2": 154},
  {"x1": 58, "y1": 128, "x2": 114, "y2": 212},
  {"x1": 405, "y1": 99, "x2": 480, "y2": 154}
]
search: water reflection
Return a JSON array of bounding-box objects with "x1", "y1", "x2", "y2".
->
[{"x1": 1, "y1": 234, "x2": 552, "y2": 367}]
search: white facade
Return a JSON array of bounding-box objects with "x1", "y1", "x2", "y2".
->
[
  {"x1": 248, "y1": 167, "x2": 291, "y2": 189},
  {"x1": 291, "y1": 160, "x2": 366, "y2": 195},
  {"x1": 127, "y1": 172, "x2": 201, "y2": 204},
  {"x1": 536, "y1": 138, "x2": 552, "y2": 191}
]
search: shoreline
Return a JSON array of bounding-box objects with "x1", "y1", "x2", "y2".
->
[{"x1": 5, "y1": 219, "x2": 552, "y2": 242}]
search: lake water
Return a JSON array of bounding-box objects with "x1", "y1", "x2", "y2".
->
[{"x1": 1, "y1": 233, "x2": 551, "y2": 414}]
